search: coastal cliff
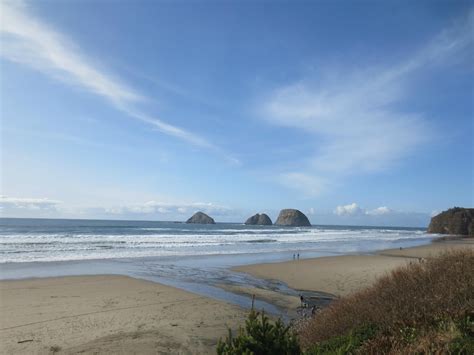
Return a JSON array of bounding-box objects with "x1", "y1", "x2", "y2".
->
[{"x1": 427, "y1": 207, "x2": 473, "y2": 235}]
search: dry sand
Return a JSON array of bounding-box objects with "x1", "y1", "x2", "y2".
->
[
  {"x1": 234, "y1": 239, "x2": 474, "y2": 298},
  {"x1": 0, "y1": 275, "x2": 247, "y2": 355}
]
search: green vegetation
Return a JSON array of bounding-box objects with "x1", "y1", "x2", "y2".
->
[
  {"x1": 448, "y1": 314, "x2": 474, "y2": 354},
  {"x1": 217, "y1": 310, "x2": 301, "y2": 355},
  {"x1": 305, "y1": 325, "x2": 378, "y2": 355},
  {"x1": 218, "y1": 250, "x2": 473, "y2": 354}
]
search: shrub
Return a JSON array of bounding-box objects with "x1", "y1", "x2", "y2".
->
[{"x1": 217, "y1": 310, "x2": 301, "y2": 355}]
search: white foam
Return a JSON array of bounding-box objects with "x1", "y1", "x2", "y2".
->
[{"x1": 0, "y1": 226, "x2": 432, "y2": 263}]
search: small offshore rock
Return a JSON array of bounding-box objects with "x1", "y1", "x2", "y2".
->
[
  {"x1": 245, "y1": 213, "x2": 272, "y2": 225},
  {"x1": 275, "y1": 209, "x2": 311, "y2": 227},
  {"x1": 186, "y1": 212, "x2": 215, "y2": 224}
]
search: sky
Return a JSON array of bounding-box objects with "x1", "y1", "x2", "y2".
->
[{"x1": 0, "y1": 0, "x2": 473, "y2": 227}]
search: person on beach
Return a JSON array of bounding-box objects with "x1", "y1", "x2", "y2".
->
[
  {"x1": 297, "y1": 253, "x2": 300, "y2": 260},
  {"x1": 300, "y1": 295, "x2": 304, "y2": 307},
  {"x1": 293, "y1": 254, "x2": 295, "y2": 260}
]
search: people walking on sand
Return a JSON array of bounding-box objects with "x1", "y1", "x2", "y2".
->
[
  {"x1": 293, "y1": 253, "x2": 295, "y2": 260},
  {"x1": 297, "y1": 253, "x2": 300, "y2": 260}
]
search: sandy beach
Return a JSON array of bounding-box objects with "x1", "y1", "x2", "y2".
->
[
  {"x1": 0, "y1": 275, "x2": 247, "y2": 355},
  {"x1": 2, "y1": 238, "x2": 473, "y2": 354},
  {"x1": 233, "y1": 238, "x2": 474, "y2": 298}
]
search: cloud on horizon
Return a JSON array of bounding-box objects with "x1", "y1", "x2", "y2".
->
[
  {"x1": 0, "y1": 195, "x2": 237, "y2": 220},
  {"x1": 334, "y1": 203, "x2": 393, "y2": 217},
  {"x1": 0, "y1": 196, "x2": 61, "y2": 217},
  {"x1": 328, "y1": 202, "x2": 430, "y2": 227},
  {"x1": 103, "y1": 200, "x2": 235, "y2": 217},
  {"x1": 260, "y1": 9, "x2": 473, "y2": 196}
]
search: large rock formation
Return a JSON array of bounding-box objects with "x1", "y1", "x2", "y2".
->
[
  {"x1": 427, "y1": 207, "x2": 474, "y2": 236},
  {"x1": 245, "y1": 213, "x2": 272, "y2": 225},
  {"x1": 186, "y1": 211, "x2": 215, "y2": 224},
  {"x1": 275, "y1": 209, "x2": 311, "y2": 227}
]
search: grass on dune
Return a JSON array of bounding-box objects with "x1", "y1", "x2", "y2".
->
[{"x1": 300, "y1": 250, "x2": 474, "y2": 354}]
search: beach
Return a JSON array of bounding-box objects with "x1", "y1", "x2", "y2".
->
[
  {"x1": 0, "y1": 275, "x2": 247, "y2": 355},
  {"x1": 1, "y1": 238, "x2": 473, "y2": 354},
  {"x1": 233, "y1": 238, "x2": 474, "y2": 298}
]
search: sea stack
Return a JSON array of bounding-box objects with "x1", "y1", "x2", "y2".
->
[
  {"x1": 186, "y1": 211, "x2": 215, "y2": 224},
  {"x1": 427, "y1": 207, "x2": 474, "y2": 236},
  {"x1": 275, "y1": 209, "x2": 311, "y2": 227},
  {"x1": 245, "y1": 213, "x2": 272, "y2": 225}
]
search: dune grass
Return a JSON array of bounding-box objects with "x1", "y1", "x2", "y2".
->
[{"x1": 300, "y1": 250, "x2": 474, "y2": 354}]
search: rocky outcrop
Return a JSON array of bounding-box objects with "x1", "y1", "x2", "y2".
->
[
  {"x1": 275, "y1": 209, "x2": 311, "y2": 227},
  {"x1": 186, "y1": 211, "x2": 215, "y2": 224},
  {"x1": 427, "y1": 207, "x2": 474, "y2": 236},
  {"x1": 245, "y1": 213, "x2": 272, "y2": 225}
]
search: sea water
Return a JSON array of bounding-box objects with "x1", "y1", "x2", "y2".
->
[
  {"x1": 0, "y1": 218, "x2": 432, "y2": 263},
  {"x1": 0, "y1": 218, "x2": 436, "y2": 315}
]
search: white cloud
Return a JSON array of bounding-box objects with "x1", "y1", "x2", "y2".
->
[
  {"x1": 261, "y1": 10, "x2": 473, "y2": 195},
  {"x1": 335, "y1": 203, "x2": 396, "y2": 217},
  {"x1": 0, "y1": 1, "x2": 215, "y2": 150},
  {"x1": 367, "y1": 206, "x2": 393, "y2": 216},
  {"x1": 0, "y1": 195, "x2": 61, "y2": 210},
  {"x1": 334, "y1": 203, "x2": 365, "y2": 216}
]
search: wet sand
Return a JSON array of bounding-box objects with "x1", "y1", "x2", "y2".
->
[
  {"x1": 217, "y1": 283, "x2": 301, "y2": 319},
  {"x1": 0, "y1": 275, "x2": 247, "y2": 354},
  {"x1": 233, "y1": 238, "x2": 474, "y2": 298}
]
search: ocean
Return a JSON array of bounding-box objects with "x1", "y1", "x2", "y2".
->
[
  {"x1": 0, "y1": 218, "x2": 435, "y2": 314},
  {"x1": 0, "y1": 218, "x2": 432, "y2": 263}
]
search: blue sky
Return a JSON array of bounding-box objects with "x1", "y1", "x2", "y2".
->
[{"x1": 1, "y1": 0, "x2": 473, "y2": 226}]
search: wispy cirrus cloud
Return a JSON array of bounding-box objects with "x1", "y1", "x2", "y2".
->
[
  {"x1": 277, "y1": 172, "x2": 330, "y2": 197},
  {"x1": 260, "y1": 9, "x2": 473, "y2": 195},
  {"x1": 0, "y1": 1, "x2": 220, "y2": 153}
]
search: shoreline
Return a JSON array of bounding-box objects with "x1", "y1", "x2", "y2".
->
[
  {"x1": 1, "y1": 238, "x2": 472, "y2": 353},
  {"x1": 232, "y1": 237, "x2": 474, "y2": 300},
  {"x1": 224, "y1": 238, "x2": 474, "y2": 316}
]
